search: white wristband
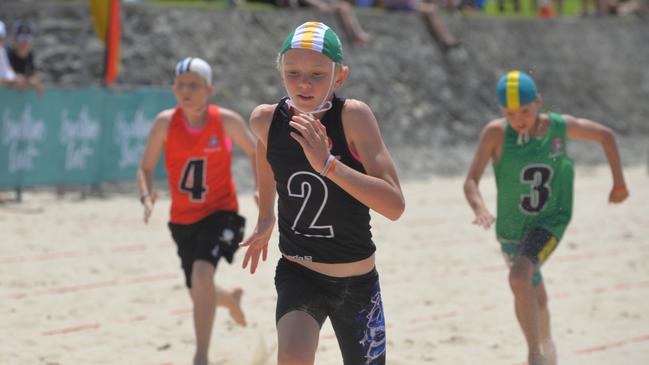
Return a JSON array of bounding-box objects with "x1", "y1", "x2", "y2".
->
[{"x1": 320, "y1": 155, "x2": 335, "y2": 176}]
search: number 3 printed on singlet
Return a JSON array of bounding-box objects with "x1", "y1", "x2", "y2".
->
[
  {"x1": 519, "y1": 164, "x2": 553, "y2": 214},
  {"x1": 179, "y1": 158, "x2": 208, "y2": 202},
  {"x1": 287, "y1": 171, "x2": 334, "y2": 238}
]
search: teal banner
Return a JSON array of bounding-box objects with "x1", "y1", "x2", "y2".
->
[{"x1": 0, "y1": 87, "x2": 176, "y2": 188}]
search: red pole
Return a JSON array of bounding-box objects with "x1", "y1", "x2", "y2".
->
[{"x1": 104, "y1": 0, "x2": 120, "y2": 85}]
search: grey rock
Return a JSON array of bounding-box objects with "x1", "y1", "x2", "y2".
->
[{"x1": 1, "y1": 2, "x2": 647, "y2": 178}]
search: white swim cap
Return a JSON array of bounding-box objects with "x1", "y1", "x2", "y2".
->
[{"x1": 175, "y1": 57, "x2": 212, "y2": 85}]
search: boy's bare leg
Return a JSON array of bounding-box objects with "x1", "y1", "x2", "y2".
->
[
  {"x1": 277, "y1": 311, "x2": 320, "y2": 365},
  {"x1": 216, "y1": 286, "x2": 246, "y2": 326},
  {"x1": 189, "y1": 261, "x2": 247, "y2": 365},
  {"x1": 190, "y1": 261, "x2": 218, "y2": 365},
  {"x1": 509, "y1": 257, "x2": 544, "y2": 365},
  {"x1": 537, "y1": 283, "x2": 557, "y2": 365}
]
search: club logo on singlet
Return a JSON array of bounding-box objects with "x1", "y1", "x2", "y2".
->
[
  {"x1": 550, "y1": 137, "x2": 564, "y2": 158},
  {"x1": 204, "y1": 135, "x2": 220, "y2": 153}
]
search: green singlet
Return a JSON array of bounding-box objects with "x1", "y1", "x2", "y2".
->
[{"x1": 494, "y1": 112, "x2": 574, "y2": 246}]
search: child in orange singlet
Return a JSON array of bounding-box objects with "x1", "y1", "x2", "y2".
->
[{"x1": 137, "y1": 57, "x2": 257, "y2": 365}]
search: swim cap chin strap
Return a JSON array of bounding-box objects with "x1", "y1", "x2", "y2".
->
[
  {"x1": 517, "y1": 132, "x2": 530, "y2": 145},
  {"x1": 278, "y1": 22, "x2": 344, "y2": 116},
  {"x1": 281, "y1": 55, "x2": 336, "y2": 117}
]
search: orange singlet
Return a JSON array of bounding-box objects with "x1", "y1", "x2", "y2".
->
[{"x1": 165, "y1": 105, "x2": 238, "y2": 224}]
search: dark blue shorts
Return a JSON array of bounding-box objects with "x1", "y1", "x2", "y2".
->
[
  {"x1": 274, "y1": 257, "x2": 386, "y2": 365},
  {"x1": 168, "y1": 211, "x2": 245, "y2": 288}
]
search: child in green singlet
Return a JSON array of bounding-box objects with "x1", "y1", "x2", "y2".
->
[{"x1": 463, "y1": 70, "x2": 629, "y2": 365}]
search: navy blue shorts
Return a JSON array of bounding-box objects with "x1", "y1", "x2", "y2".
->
[
  {"x1": 168, "y1": 211, "x2": 245, "y2": 288},
  {"x1": 274, "y1": 257, "x2": 386, "y2": 365}
]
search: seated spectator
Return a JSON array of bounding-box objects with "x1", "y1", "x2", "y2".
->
[
  {"x1": 304, "y1": 0, "x2": 371, "y2": 45},
  {"x1": 249, "y1": 0, "x2": 371, "y2": 45},
  {"x1": 377, "y1": 0, "x2": 460, "y2": 53},
  {"x1": 0, "y1": 20, "x2": 17, "y2": 87},
  {"x1": 538, "y1": 0, "x2": 562, "y2": 16},
  {"x1": 615, "y1": 0, "x2": 647, "y2": 15},
  {"x1": 456, "y1": 0, "x2": 487, "y2": 12},
  {"x1": 7, "y1": 20, "x2": 44, "y2": 96},
  {"x1": 0, "y1": 21, "x2": 20, "y2": 204}
]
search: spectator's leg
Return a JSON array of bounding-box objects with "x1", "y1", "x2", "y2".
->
[
  {"x1": 334, "y1": 1, "x2": 370, "y2": 46},
  {"x1": 440, "y1": 0, "x2": 459, "y2": 10},
  {"x1": 598, "y1": 0, "x2": 611, "y2": 14},
  {"x1": 581, "y1": 0, "x2": 589, "y2": 15},
  {"x1": 639, "y1": 0, "x2": 649, "y2": 16},
  {"x1": 418, "y1": 3, "x2": 459, "y2": 52}
]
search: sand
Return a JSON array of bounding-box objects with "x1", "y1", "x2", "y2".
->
[{"x1": 1, "y1": 165, "x2": 647, "y2": 365}]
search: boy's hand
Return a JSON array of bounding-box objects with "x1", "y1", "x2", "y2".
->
[
  {"x1": 142, "y1": 191, "x2": 157, "y2": 224},
  {"x1": 472, "y1": 208, "x2": 495, "y2": 230},
  {"x1": 240, "y1": 217, "x2": 275, "y2": 274},
  {"x1": 609, "y1": 186, "x2": 629, "y2": 204},
  {"x1": 288, "y1": 113, "x2": 331, "y2": 173}
]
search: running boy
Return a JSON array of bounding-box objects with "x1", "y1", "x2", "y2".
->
[
  {"x1": 463, "y1": 70, "x2": 629, "y2": 365},
  {"x1": 137, "y1": 57, "x2": 257, "y2": 365},
  {"x1": 240, "y1": 22, "x2": 405, "y2": 364}
]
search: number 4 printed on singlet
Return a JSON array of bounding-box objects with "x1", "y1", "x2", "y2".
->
[
  {"x1": 180, "y1": 158, "x2": 208, "y2": 202},
  {"x1": 287, "y1": 171, "x2": 334, "y2": 238}
]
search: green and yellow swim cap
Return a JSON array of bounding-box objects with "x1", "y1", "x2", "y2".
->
[
  {"x1": 279, "y1": 22, "x2": 344, "y2": 64},
  {"x1": 496, "y1": 70, "x2": 538, "y2": 108}
]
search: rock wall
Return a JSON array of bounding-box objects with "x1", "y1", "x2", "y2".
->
[{"x1": 2, "y1": 2, "x2": 648, "y2": 176}]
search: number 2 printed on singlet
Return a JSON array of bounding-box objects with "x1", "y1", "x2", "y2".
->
[
  {"x1": 519, "y1": 164, "x2": 553, "y2": 214},
  {"x1": 287, "y1": 171, "x2": 334, "y2": 238},
  {"x1": 179, "y1": 158, "x2": 208, "y2": 202}
]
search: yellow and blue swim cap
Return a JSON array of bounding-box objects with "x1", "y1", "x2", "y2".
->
[
  {"x1": 279, "y1": 22, "x2": 344, "y2": 64},
  {"x1": 496, "y1": 70, "x2": 538, "y2": 108}
]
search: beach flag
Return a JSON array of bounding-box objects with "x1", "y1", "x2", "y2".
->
[{"x1": 89, "y1": 0, "x2": 121, "y2": 85}]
